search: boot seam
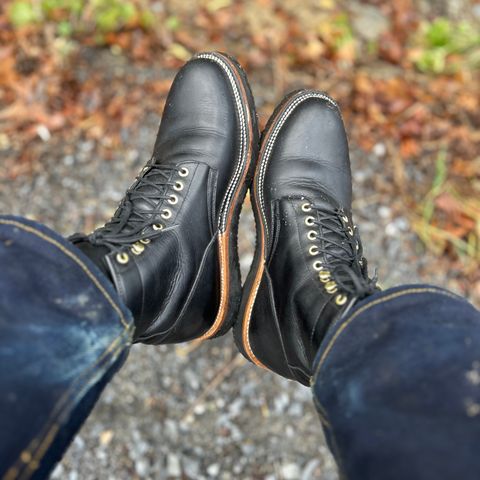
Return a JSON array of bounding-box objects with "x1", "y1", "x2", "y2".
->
[
  {"x1": 194, "y1": 53, "x2": 249, "y2": 232},
  {"x1": 256, "y1": 91, "x2": 339, "y2": 244}
]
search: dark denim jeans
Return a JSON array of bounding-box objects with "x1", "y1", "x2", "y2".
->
[
  {"x1": 0, "y1": 216, "x2": 134, "y2": 480},
  {"x1": 312, "y1": 285, "x2": 480, "y2": 480},
  {"x1": 1, "y1": 216, "x2": 479, "y2": 480}
]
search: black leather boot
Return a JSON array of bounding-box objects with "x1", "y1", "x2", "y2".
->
[
  {"x1": 234, "y1": 90, "x2": 377, "y2": 385},
  {"x1": 71, "y1": 52, "x2": 259, "y2": 344}
]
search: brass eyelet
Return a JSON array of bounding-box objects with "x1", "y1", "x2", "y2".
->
[
  {"x1": 309, "y1": 245, "x2": 319, "y2": 256},
  {"x1": 335, "y1": 294, "x2": 348, "y2": 306},
  {"x1": 174, "y1": 181, "x2": 184, "y2": 191},
  {"x1": 325, "y1": 281, "x2": 338, "y2": 294},
  {"x1": 168, "y1": 194, "x2": 178, "y2": 205},
  {"x1": 179, "y1": 167, "x2": 189, "y2": 177},
  {"x1": 319, "y1": 270, "x2": 331, "y2": 283},
  {"x1": 161, "y1": 208, "x2": 172, "y2": 219},
  {"x1": 302, "y1": 203, "x2": 312, "y2": 212},
  {"x1": 152, "y1": 223, "x2": 163, "y2": 231},
  {"x1": 313, "y1": 260, "x2": 323, "y2": 271},
  {"x1": 305, "y1": 216, "x2": 315, "y2": 226},
  {"x1": 307, "y1": 230, "x2": 317, "y2": 241},
  {"x1": 131, "y1": 242, "x2": 145, "y2": 255},
  {"x1": 140, "y1": 238, "x2": 151, "y2": 244},
  {"x1": 116, "y1": 252, "x2": 129, "y2": 265}
]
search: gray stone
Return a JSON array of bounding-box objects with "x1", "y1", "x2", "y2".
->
[
  {"x1": 350, "y1": 4, "x2": 389, "y2": 41},
  {"x1": 207, "y1": 463, "x2": 221, "y2": 477},
  {"x1": 281, "y1": 463, "x2": 301, "y2": 480},
  {"x1": 167, "y1": 454, "x2": 182, "y2": 477}
]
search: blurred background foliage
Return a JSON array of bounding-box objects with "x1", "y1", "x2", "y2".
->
[{"x1": 0, "y1": 0, "x2": 479, "y2": 295}]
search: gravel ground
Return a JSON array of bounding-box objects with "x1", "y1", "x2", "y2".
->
[{"x1": 0, "y1": 50, "x2": 476, "y2": 480}]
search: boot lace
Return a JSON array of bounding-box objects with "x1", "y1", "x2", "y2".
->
[
  {"x1": 302, "y1": 201, "x2": 378, "y2": 310},
  {"x1": 79, "y1": 164, "x2": 189, "y2": 264}
]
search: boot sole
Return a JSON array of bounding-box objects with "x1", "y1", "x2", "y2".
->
[{"x1": 196, "y1": 52, "x2": 259, "y2": 340}]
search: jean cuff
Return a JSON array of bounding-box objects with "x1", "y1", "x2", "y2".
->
[{"x1": 310, "y1": 284, "x2": 464, "y2": 386}]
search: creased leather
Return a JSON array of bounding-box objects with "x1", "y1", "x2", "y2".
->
[
  {"x1": 247, "y1": 94, "x2": 356, "y2": 385},
  {"x1": 104, "y1": 56, "x2": 252, "y2": 342}
]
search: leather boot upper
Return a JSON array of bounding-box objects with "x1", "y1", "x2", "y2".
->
[
  {"x1": 236, "y1": 91, "x2": 377, "y2": 385},
  {"x1": 72, "y1": 52, "x2": 258, "y2": 344}
]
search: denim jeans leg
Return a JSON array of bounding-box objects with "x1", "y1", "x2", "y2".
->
[
  {"x1": 0, "y1": 216, "x2": 134, "y2": 480},
  {"x1": 311, "y1": 285, "x2": 480, "y2": 480}
]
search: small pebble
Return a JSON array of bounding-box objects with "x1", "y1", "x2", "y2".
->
[
  {"x1": 207, "y1": 463, "x2": 221, "y2": 477},
  {"x1": 167, "y1": 454, "x2": 182, "y2": 477},
  {"x1": 378, "y1": 206, "x2": 391, "y2": 219},
  {"x1": 281, "y1": 463, "x2": 301, "y2": 480},
  {"x1": 36, "y1": 125, "x2": 51, "y2": 142},
  {"x1": 373, "y1": 142, "x2": 387, "y2": 157}
]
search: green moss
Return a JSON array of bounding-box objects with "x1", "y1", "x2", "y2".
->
[
  {"x1": 7, "y1": 0, "x2": 155, "y2": 37},
  {"x1": 415, "y1": 18, "x2": 480, "y2": 74},
  {"x1": 8, "y1": 1, "x2": 39, "y2": 27},
  {"x1": 92, "y1": 0, "x2": 137, "y2": 32},
  {"x1": 165, "y1": 15, "x2": 181, "y2": 32}
]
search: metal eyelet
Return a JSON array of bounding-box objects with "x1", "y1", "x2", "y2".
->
[
  {"x1": 168, "y1": 194, "x2": 178, "y2": 205},
  {"x1": 325, "y1": 281, "x2": 338, "y2": 294},
  {"x1": 307, "y1": 231, "x2": 317, "y2": 241},
  {"x1": 313, "y1": 260, "x2": 323, "y2": 271},
  {"x1": 140, "y1": 238, "x2": 151, "y2": 244},
  {"x1": 116, "y1": 252, "x2": 129, "y2": 265},
  {"x1": 319, "y1": 270, "x2": 331, "y2": 283},
  {"x1": 179, "y1": 167, "x2": 189, "y2": 177},
  {"x1": 174, "y1": 181, "x2": 184, "y2": 191},
  {"x1": 305, "y1": 216, "x2": 315, "y2": 226},
  {"x1": 342, "y1": 214, "x2": 349, "y2": 223},
  {"x1": 152, "y1": 223, "x2": 163, "y2": 231},
  {"x1": 131, "y1": 242, "x2": 145, "y2": 255},
  {"x1": 309, "y1": 245, "x2": 319, "y2": 256},
  {"x1": 347, "y1": 226, "x2": 354, "y2": 236},
  {"x1": 335, "y1": 294, "x2": 348, "y2": 306},
  {"x1": 161, "y1": 208, "x2": 172, "y2": 219},
  {"x1": 302, "y1": 203, "x2": 312, "y2": 212}
]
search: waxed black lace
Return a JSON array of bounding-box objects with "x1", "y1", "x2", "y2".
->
[
  {"x1": 88, "y1": 164, "x2": 178, "y2": 251},
  {"x1": 310, "y1": 204, "x2": 378, "y2": 300}
]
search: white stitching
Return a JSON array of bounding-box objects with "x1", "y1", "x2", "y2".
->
[
  {"x1": 195, "y1": 53, "x2": 248, "y2": 232},
  {"x1": 257, "y1": 92, "x2": 338, "y2": 242},
  {"x1": 243, "y1": 92, "x2": 338, "y2": 367}
]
